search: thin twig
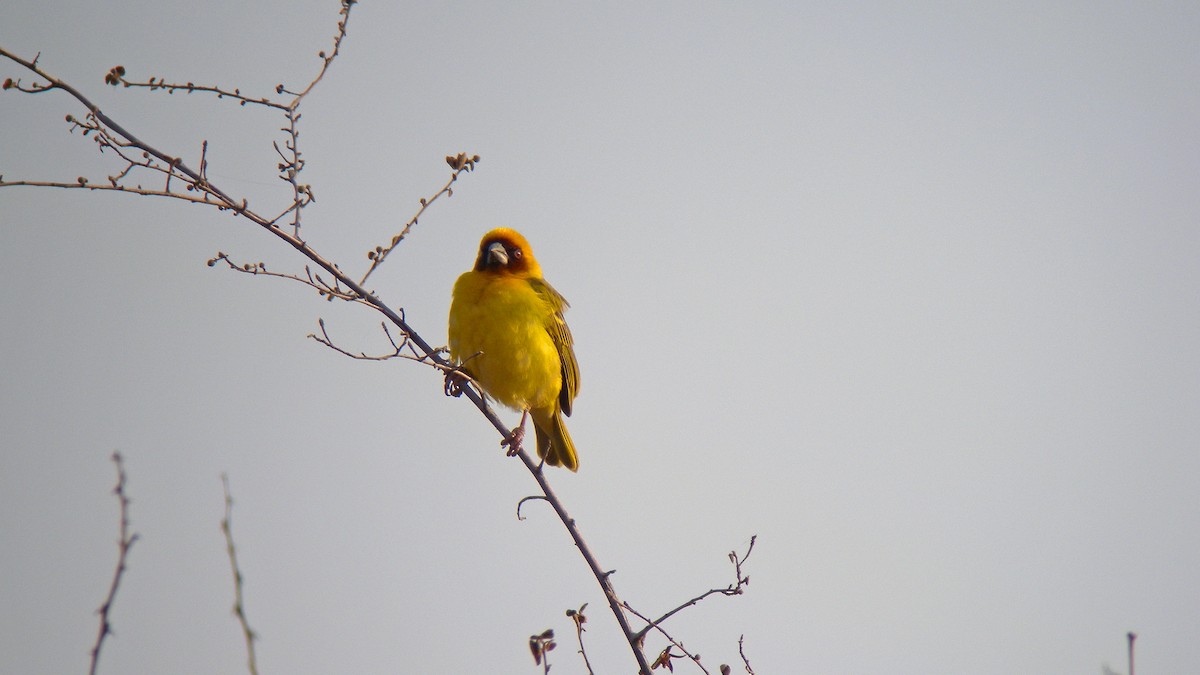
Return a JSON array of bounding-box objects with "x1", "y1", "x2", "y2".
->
[
  {"x1": 516, "y1": 495, "x2": 549, "y2": 521},
  {"x1": 282, "y1": 0, "x2": 356, "y2": 103},
  {"x1": 359, "y1": 152, "x2": 479, "y2": 284},
  {"x1": 108, "y1": 70, "x2": 287, "y2": 110},
  {"x1": 738, "y1": 635, "x2": 756, "y2": 675},
  {"x1": 89, "y1": 452, "x2": 139, "y2": 675},
  {"x1": 631, "y1": 536, "x2": 756, "y2": 644},
  {"x1": 567, "y1": 604, "x2": 596, "y2": 675},
  {"x1": 276, "y1": 0, "x2": 354, "y2": 236},
  {"x1": 0, "y1": 178, "x2": 218, "y2": 203},
  {"x1": 101, "y1": 0, "x2": 353, "y2": 111},
  {"x1": 221, "y1": 474, "x2": 258, "y2": 675},
  {"x1": 309, "y1": 318, "x2": 402, "y2": 361},
  {"x1": 206, "y1": 253, "x2": 367, "y2": 305}
]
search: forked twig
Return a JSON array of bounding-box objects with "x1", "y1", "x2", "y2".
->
[
  {"x1": 206, "y1": 252, "x2": 367, "y2": 305},
  {"x1": 631, "y1": 536, "x2": 756, "y2": 644},
  {"x1": 624, "y1": 601, "x2": 709, "y2": 674}
]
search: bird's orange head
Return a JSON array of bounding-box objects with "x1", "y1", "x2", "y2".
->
[{"x1": 472, "y1": 227, "x2": 543, "y2": 279}]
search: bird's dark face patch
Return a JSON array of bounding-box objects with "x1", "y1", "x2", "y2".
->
[{"x1": 475, "y1": 234, "x2": 531, "y2": 274}]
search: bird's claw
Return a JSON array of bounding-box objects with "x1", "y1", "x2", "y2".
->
[
  {"x1": 443, "y1": 368, "x2": 468, "y2": 397},
  {"x1": 501, "y1": 425, "x2": 525, "y2": 456},
  {"x1": 501, "y1": 409, "x2": 530, "y2": 457}
]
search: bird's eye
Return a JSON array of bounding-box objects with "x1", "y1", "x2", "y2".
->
[{"x1": 512, "y1": 248, "x2": 523, "y2": 259}]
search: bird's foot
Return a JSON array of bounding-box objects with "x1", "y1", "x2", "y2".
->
[
  {"x1": 443, "y1": 367, "x2": 469, "y2": 397},
  {"x1": 501, "y1": 410, "x2": 529, "y2": 457}
]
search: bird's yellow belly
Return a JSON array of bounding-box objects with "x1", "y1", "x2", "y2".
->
[{"x1": 449, "y1": 279, "x2": 562, "y2": 412}]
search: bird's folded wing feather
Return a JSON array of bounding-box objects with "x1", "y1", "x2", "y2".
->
[{"x1": 529, "y1": 278, "x2": 579, "y2": 416}]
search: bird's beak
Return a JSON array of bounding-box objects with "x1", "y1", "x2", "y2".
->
[{"x1": 486, "y1": 242, "x2": 509, "y2": 267}]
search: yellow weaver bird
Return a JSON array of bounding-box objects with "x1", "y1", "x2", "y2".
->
[{"x1": 448, "y1": 228, "x2": 581, "y2": 471}]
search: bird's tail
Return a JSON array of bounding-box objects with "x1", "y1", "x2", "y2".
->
[{"x1": 532, "y1": 407, "x2": 578, "y2": 472}]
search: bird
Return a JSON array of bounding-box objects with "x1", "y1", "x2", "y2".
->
[{"x1": 448, "y1": 228, "x2": 580, "y2": 471}]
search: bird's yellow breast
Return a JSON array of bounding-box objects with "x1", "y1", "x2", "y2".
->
[{"x1": 448, "y1": 270, "x2": 563, "y2": 412}]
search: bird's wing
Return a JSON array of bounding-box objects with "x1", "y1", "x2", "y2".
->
[{"x1": 530, "y1": 277, "x2": 579, "y2": 416}]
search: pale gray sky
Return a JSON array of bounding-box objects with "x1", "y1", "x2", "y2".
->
[{"x1": 2, "y1": 1, "x2": 1198, "y2": 673}]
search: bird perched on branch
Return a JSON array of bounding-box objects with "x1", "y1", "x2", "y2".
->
[{"x1": 448, "y1": 228, "x2": 580, "y2": 471}]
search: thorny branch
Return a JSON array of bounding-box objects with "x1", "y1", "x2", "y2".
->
[
  {"x1": 89, "y1": 452, "x2": 139, "y2": 675},
  {"x1": 222, "y1": 475, "x2": 259, "y2": 675}
]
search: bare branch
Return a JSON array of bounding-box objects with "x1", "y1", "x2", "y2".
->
[
  {"x1": 0, "y1": 46, "x2": 242, "y2": 209},
  {"x1": 0, "y1": 178, "x2": 218, "y2": 204},
  {"x1": 4, "y1": 11, "x2": 666, "y2": 671},
  {"x1": 273, "y1": 108, "x2": 313, "y2": 237},
  {"x1": 359, "y1": 152, "x2": 480, "y2": 284},
  {"x1": 506, "y1": 449, "x2": 655, "y2": 674},
  {"x1": 89, "y1": 451, "x2": 139, "y2": 675},
  {"x1": 205, "y1": 252, "x2": 370, "y2": 305},
  {"x1": 2, "y1": 36, "x2": 477, "y2": 389},
  {"x1": 105, "y1": 65, "x2": 287, "y2": 110},
  {"x1": 309, "y1": 318, "x2": 401, "y2": 360},
  {"x1": 98, "y1": 0, "x2": 355, "y2": 113},
  {"x1": 631, "y1": 536, "x2": 756, "y2": 644},
  {"x1": 281, "y1": 0, "x2": 356, "y2": 103},
  {"x1": 221, "y1": 474, "x2": 259, "y2": 675}
]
